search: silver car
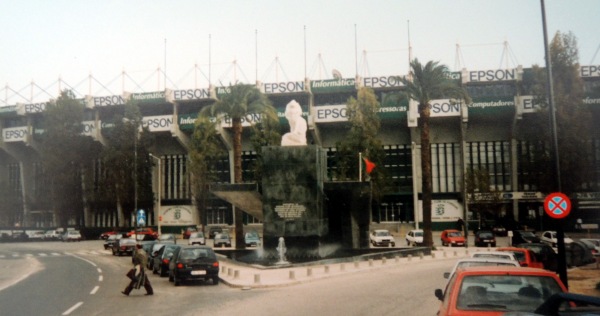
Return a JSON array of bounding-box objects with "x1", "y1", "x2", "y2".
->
[{"x1": 188, "y1": 232, "x2": 206, "y2": 246}]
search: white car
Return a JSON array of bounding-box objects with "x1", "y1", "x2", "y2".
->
[
  {"x1": 370, "y1": 229, "x2": 395, "y2": 247},
  {"x1": 471, "y1": 251, "x2": 518, "y2": 262},
  {"x1": 188, "y1": 231, "x2": 206, "y2": 245},
  {"x1": 540, "y1": 230, "x2": 573, "y2": 247},
  {"x1": 28, "y1": 230, "x2": 46, "y2": 240},
  {"x1": 443, "y1": 258, "x2": 520, "y2": 281},
  {"x1": 62, "y1": 230, "x2": 82, "y2": 242},
  {"x1": 44, "y1": 230, "x2": 61, "y2": 240},
  {"x1": 405, "y1": 229, "x2": 424, "y2": 246}
]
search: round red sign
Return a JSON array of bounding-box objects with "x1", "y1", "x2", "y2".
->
[{"x1": 544, "y1": 192, "x2": 571, "y2": 219}]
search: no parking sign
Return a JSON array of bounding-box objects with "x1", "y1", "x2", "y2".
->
[{"x1": 544, "y1": 192, "x2": 571, "y2": 219}]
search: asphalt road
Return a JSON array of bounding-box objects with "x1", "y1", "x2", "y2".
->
[{"x1": 0, "y1": 240, "x2": 458, "y2": 316}]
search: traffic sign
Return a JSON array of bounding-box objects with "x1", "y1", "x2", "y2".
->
[
  {"x1": 544, "y1": 193, "x2": 571, "y2": 219},
  {"x1": 136, "y1": 209, "x2": 146, "y2": 226}
]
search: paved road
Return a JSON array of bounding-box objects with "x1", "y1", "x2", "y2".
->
[{"x1": 0, "y1": 240, "x2": 460, "y2": 315}]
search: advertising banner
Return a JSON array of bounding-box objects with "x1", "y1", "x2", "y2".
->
[{"x1": 160, "y1": 205, "x2": 194, "y2": 225}]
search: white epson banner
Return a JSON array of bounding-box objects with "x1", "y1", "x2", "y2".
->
[
  {"x1": 82, "y1": 121, "x2": 96, "y2": 136},
  {"x1": 314, "y1": 104, "x2": 349, "y2": 123},
  {"x1": 142, "y1": 115, "x2": 174, "y2": 132},
  {"x1": 2, "y1": 126, "x2": 28, "y2": 142},
  {"x1": 429, "y1": 99, "x2": 461, "y2": 117}
]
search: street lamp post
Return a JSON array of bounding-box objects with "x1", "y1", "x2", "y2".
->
[
  {"x1": 149, "y1": 153, "x2": 162, "y2": 236},
  {"x1": 123, "y1": 118, "x2": 138, "y2": 241}
]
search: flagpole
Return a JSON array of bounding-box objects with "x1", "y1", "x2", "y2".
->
[{"x1": 359, "y1": 152, "x2": 363, "y2": 182}]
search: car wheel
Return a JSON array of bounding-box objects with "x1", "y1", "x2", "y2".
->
[
  {"x1": 112, "y1": 249, "x2": 116, "y2": 256},
  {"x1": 169, "y1": 273, "x2": 174, "y2": 282},
  {"x1": 160, "y1": 268, "x2": 167, "y2": 277},
  {"x1": 212, "y1": 277, "x2": 219, "y2": 285},
  {"x1": 152, "y1": 266, "x2": 158, "y2": 274}
]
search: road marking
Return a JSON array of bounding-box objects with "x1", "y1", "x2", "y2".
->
[
  {"x1": 99, "y1": 275, "x2": 103, "y2": 282},
  {"x1": 66, "y1": 253, "x2": 97, "y2": 267},
  {"x1": 90, "y1": 286, "x2": 99, "y2": 295},
  {"x1": 97, "y1": 268, "x2": 102, "y2": 274},
  {"x1": 51, "y1": 253, "x2": 61, "y2": 256},
  {"x1": 11, "y1": 253, "x2": 18, "y2": 257},
  {"x1": 39, "y1": 253, "x2": 48, "y2": 256},
  {"x1": 62, "y1": 302, "x2": 83, "y2": 315},
  {"x1": 0, "y1": 255, "x2": 5, "y2": 258}
]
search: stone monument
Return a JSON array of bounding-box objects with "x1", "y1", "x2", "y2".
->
[{"x1": 262, "y1": 100, "x2": 328, "y2": 251}]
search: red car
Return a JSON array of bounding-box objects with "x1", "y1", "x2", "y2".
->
[
  {"x1": 497, "y1": 247, "x2": 544, "y2": 269},
  {"x1": 128, "y1": 227, "x2": 158, "y2": 240},
  {"x1": 99, "y1": 230, "x2": 117, "y2": 240},
  {"x1": 441, "y1": 229, "x2": 466, "y2": 247},
  {"x1": 434, "y1": 266, "x2": 567, "y2": 316}
]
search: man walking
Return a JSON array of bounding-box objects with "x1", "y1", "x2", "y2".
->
[{"x1": 122, "y1": 244, "x2": 154, "y2": 296}]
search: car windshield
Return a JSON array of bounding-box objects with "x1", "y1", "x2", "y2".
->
[
  {"x1": 521, "y1": 232, "x2": 536, "y2": 237},
  {"x1": 456, "y1": 274, "x2": 563, "y2": 312},
  {"x1": 448, "y1": 232, "x2": 462, "y2": 237},
  {"x1": 180, "y1": 248, "x2": 212, "y2": 260},
  {"x1": 415, "y1": 231, "x2": 423, "y2": 237},
  {"x1": 376, "y1": 231, "x2": 390, "y2": 236},
  {"x1": 478, "y1": 232, "x2": 494, "y2": 238},
  {"x1": 190, "y1": 232, "x2": 204, "y2": 238},
  {"x1": 456, "y1": 261, "x2": 518, "y2": 271},
  {"x1": 473, "y1": 253, "x2": 511, "y2": 260}
]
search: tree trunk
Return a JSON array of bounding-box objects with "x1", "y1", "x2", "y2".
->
[
  {"x1": 232, "y1": 118, "x2": 246, "y2": 249},
  {"x1": 420, "y1": 103, "x2": 433, "y2": 248}
]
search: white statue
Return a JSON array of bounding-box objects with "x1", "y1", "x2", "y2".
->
[{"x1": 281, "y1": 100, "x2": 307, "y2": 146}]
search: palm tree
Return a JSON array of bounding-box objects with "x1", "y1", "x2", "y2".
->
[
  {"x1": 400, "y1": 59, "x2": 470, "y2": 247},
  {"x1": 201, "y1": 83, "x2": 277, "y2": 249}
]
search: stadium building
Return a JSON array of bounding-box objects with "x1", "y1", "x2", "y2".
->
[{"x1": 0, "y1": 63, "x2": 599, "y2": 234}]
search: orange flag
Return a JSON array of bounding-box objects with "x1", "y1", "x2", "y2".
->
[{"x1": 363, "y1": 158, "x2": 376, "y2": 174}]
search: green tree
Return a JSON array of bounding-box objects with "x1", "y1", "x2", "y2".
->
[
  {"x1": 249, "y1": 110, "x2": 282, "y2": 186},
  {"x1": 189, "y1": 115, "x2": 227, "y2": 228},
  {"x1": 464, "y1": 167, "x2": 502, "y2": 231},
  {"x1": 97, "y1": 101, "x2": 154, "y2": 227},
  {"x1": 399, "y1": 59, "x2": 470, "y2": 247},
  {"x1": 39, "y1": 90, "x2": 100, "y2": 227},
  {"x1": 335, "y1": 87, "x2": 387, "y2": 214},
  {"x1": 521, "y1": 31, "x2": 595, "y2": 195},
  {"x1": 201, "y1": 83, "x2": 278, "y2": 249}
]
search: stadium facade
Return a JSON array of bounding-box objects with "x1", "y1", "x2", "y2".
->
[{"x1": 1, "y1": 64, "x2": 599, "y2": 232}]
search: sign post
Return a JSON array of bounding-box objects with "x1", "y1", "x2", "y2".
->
[{"x1": 544, "y1": 192, "x2": 571, "y2": 288}]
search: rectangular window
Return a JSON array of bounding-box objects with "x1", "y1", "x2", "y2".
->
[
  {"x1": 431, "y1": 143, "x2": 461, "y2": 193},
  {"x1": 466, "y1": 141, "x2": 511, "y2": 191}
]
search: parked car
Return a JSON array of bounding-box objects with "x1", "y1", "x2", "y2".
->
[
  {"x1": 128, "y1": 227, "x2": 158, "y2": 240},
  {"x1": 188, "y1": 232, "x2": 206, "y2": 246},
  {"x1": 580, "y1": 239, "x2": 599, "y2": 255},
  {"x1": 208, "y1": 226, "x2": 223, "y2": 239},
  {"x1": 474, "y1": 230, "x2": 496, "y2": 247},
  {"x1": 153, "y1": 244, "x2": 181, "y2": 277},
  {"x1": 471, "y1": 251, "x2": 518, "y2": 262},
  {"x1": 111, "y1": 237, "x2": 136, "y2": 256},
  {"x1": 442, "y1": 258, "x2": 519, "y2": 281},
  {"x1": 157, "y1": 233, "x2": 177, "y2": 244},
  {"x1": 148, "y1": 243, "x2": 166, "y2": 270},
  {"x1": 511, "y1": 230, "x2": 541, "y2": 245},
  {"x1": 214, "y1": 232, "x2": 232, "y2": 248},
  {"x1": 168, "y1": 245, "x2": 220, "y2": 286},
  {"x1": 244, "y1": 231, "x2": 261, "y2": 247},
  {"x1": 566, "y1": 240, "x2": 596, "y2": 267},
  {"x1": 540, "y1": 230, "x2": 573, "y2": 247},
  {"x1": 99, "y1": 230, "x2": 117, "y2": 240},
  {"x1": 517, "y1": 242, "x2": 558, "y2": 272},
  {"x1": 182, "y1": 227, "x2": 198, "y2": 239},
  {"x1": 580, "y1": 238, "x2": 600, "y2": 252},
  {"x1": 104, "y1": 234, "x2": 121, "y2": 250},
  {"x1": 369, "y1": 229, "x2": 395, "y2": 247},
  {"x1": 440, "y1": 229, "x2": 465, "y2": 247},
  {"x1": 62, "y1": 230, "x2": 82, "y2": 242},
  {"x1": 497, "y1": 247, "x2": 544, "y2": 268},
  {"x1": 491, "y1": 224, "x2": 507, "y2": 237},
  {"x1": 434, "y1": 266, "x2": 567, "y2": 315},
  {"x1": 44, "y1": 230, "x2": 62, "y2": 240},
  {"x1": 28, "y1": 230, "x2": 46, "y2": 240},
  {"x1": 405, "y1": 229, "x2": 424, "y2": 247}
]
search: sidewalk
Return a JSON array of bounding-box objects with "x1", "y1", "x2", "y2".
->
[{"x1": 217, "y1": 248, "x2": 471, "y2": 288}]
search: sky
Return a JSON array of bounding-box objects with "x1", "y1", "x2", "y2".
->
[{"x1": 0, "y1": 0, "x2": 598, "y2": 105}]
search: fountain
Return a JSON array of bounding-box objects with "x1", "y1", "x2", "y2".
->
[{"x1": 275, "y1": 237, "x2": 289, "y2": 265}]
